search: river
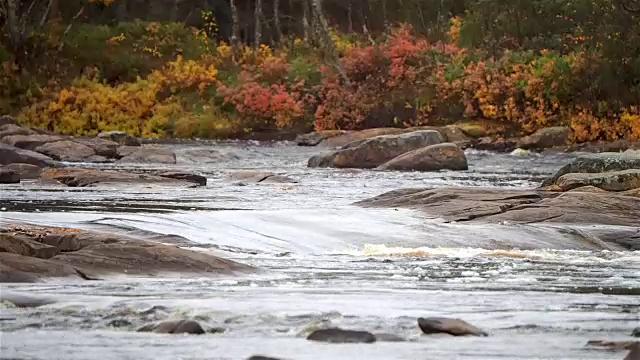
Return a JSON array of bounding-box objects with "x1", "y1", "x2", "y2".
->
[{"x1": 1, "y1": 142, "x2": 638, "y2": 360}]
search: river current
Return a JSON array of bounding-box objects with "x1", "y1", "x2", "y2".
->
[{"x1": 1, "y1": 142, "x2": 638, "y2": 359}]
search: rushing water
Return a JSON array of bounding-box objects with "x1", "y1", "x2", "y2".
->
[{"x1": 1, "y1": 142, "x2": 638, "y2": 360}]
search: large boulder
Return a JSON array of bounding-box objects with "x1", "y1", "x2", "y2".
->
[
  {"x1": 555, "y1": 169, "x2": 640, "y2": 192},
  {"x1": 377, "y1": 143, "x2": 468, "y2": 171},
  {"x1": 0, "y1": 143, "x2": 55, "y2": 167},
  {"x1": 543, "y1": 152, "x2": 640, "y2": 186},
  {"x1": 308, "y1": 130, "x2": 444, "y2": 169},
  {"x1": 5, "y1": 163, "x2": 43, "y2": 179},
  {"x1": 118, "y1": 146, "x2": 177, "y2": 164},
  {"x1": 0, "y1": 124, "x2": 35, "y2": 139},
  {"x1": 518, "y1": 126, "x2": 570, "y2": 150},
  {"x1": 34, "y1": 140, "x2": 96, "y2": 162},
  {"x1": 319, "y1": 128, "x2": 406, "y2": 148},
  {"x1": 418, "y1": 317, "x2": 488, "y2": 337},
  {"x1": 97, "y1": 131, "x2": 140, "y2": 146},
  {"x1": 74, "y1": 138, "x2": 119, "y2": 158},
  {"x1": 1, "y1": 134, "x2": 64, "y2": 150},
  {"x1": 0, "y1": 168, "x2": 20, "y2": 184},
  {"x1": 40, "y1": 168, "x2": 203, "y2": 187}
]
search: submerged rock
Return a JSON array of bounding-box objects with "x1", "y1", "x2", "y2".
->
[
  {"x1": 374, "y1": 333, "x2": 406, "y2": 342},
  {"x1": 633, "y1": 328, "x2": 640, "y2": 337},
  {"x1": 227, "y1": 171, "x2": 297, "y2": 184},
  {"x1": 155, "y1": 171, "x2": 207, "y2": 186},
  {"x1": 247, "y1": 356, "x2": 285, "y2": 360},
  {"x1": 308, "y1": 130, "x2": 443, "y2": 169},
  {"x1": 307, "y1": 328, "x2": 376, "y2": 343},
  {"x1": 0, "y1": 291, "x2": 56, "y2": 308},
  {"x1": 417, "y1": 317, "x2": 488, "y2": 337},
  {"x1": 377, "y1": 143, "x2": 468, "y2": 171},
  {"x1": 151, "y1": 320, "x2": 205, "y2": 335}
]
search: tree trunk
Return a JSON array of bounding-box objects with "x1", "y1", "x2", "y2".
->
[
  {"x1": 274, "y1": 0, "x2": 282, "y2": 43},
  {"x1": 230, "y1": 0, "x2": 240, "y2": 44},
  {"x1": 4, "y1": 0, "x2": 25, "y2": 62},
  {"x1": 302, "y1": 0, "x2": 311, "y2": 41},
  {"x1": 254, "y1": 0, "x2": 263, "y2": 47},
  {"x1": 347, "y1": 0, "x2": 353, "y2": 33},
  {"x1": 115, "y1": 0, "x2": 127, "y2": 22},
  {"x1": 311, "y1": 0, "x2": 350, "y2": 86}
]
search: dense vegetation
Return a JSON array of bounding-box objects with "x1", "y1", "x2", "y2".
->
[{"x1": 1, "y1": 0, "x2": 639, "y2": 141}]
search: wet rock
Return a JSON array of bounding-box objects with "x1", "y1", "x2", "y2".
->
[
  {"x1": 0, "y1": 291, "x2": 57, "y2": 308},
  {"x1": 319, "y1": 128, "x2": 406, "y2": 148},
  {"x1": 39, "y1": 233, "x2": 82, "y2": 252},
  {"x1": 0, "y1": 115, "x2": 17, "y2": 126},
  {"x1": 247, "y1": 356, "x2": 285, "y2": 360},
  {"x1": 0, "y1": 168, "x2": 20, "y2": 183},
  {"x1": 74, "y1": 138, "x2": 119, "y2": 158},
  {"x1": 259, "y1": 175, "x2": 297, "y2": 183},
  {"x1": 0, "y1": 123, "x2": 35, "y2": 139},
  {"x1": 308, "y1": 130, "x2": 444, "y2": 169},
  {"x1": 556, "y1": 169, "x2": 640, "y2": 191},
  {"x1": 139, "y1": 305, "x2": 170, "y2": 316},
  {"x1": 5, "y1": 163, "x2": 42, "y2": 179},
  {"x1": 0, "y1": 233, "x2": 61, "y2": 259},
  {"x1": 472, "y1": 137, "x2": 518, "y2": 152},
  {"x1": 359, "y1": 188, "x2": 640, "y2": 249},
  {"x1": 586, "y1": 340, "x2": 638, "y2": 351},
  {"x1": 307, "y1": 328, "x2": 377, "y2": 343},
  {"x1": 40, "y1": 168, "x2": 192, "y2": 187},
  {"x1": 177, "y1": 148, "x2": 239, "y2": 163},
  {"x1": 518, "y1": 126, "x2": 570, "y2": 150},
  {"x1": 418, "y1": 317, "x2": 488, "y2": 337},
  {"x1": 296, "y1": 130, "x2": 347, "y2": 146},
  {"x1": 374, "y1": 333, "x2": 406, "y2": 342},
  {"x1": 543, "y1": 152, "x2": 640, "y2": 186},
  {"x1": 118, "y1": 146, "x2": 177, "y2": 164},
  {"x1": 0, "y1": 143, "x2": 55, "y2": 167},
  {"x1": 0, "y1": 252, "x2": 83, "y2": 282},
  {"x1": 377, "y1": 143, "x2": 468, "y2": 171},
  {"x1": 107, "y1": 319, "x2": 132, "y2": 328},
  {"x1": 137, "y1": 320, "x2": 205, "y2": 335},
  {"x1": 566, "y1": 185, "x2": 609, "y2": 193},
  {"x1": 227, "y1": 171, "x2": 297, "y2": 184},
  {"x1": 155, "y1": 171, "x2": 207, "y2": 186},
  {"x1": 633, "y1": 328, "x2": 640, "y2": 337},
  {"x1": 1, "y1": 134, "x2": 64, "y2": 150},
  {"x1": 34, "y1": 140, "x2": 97, "y2": 162},
  {"x1": 97, "y1": 131, "x2": 140, "y2": 146}
]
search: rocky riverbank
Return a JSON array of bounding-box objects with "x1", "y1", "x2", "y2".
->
[{"x1": 0, "y1": 224, "x2": 255, "y2": 283}]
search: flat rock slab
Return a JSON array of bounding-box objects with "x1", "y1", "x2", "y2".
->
[
  {"x1": 355, "y1": 187, "x2": 640, "y2": 250},
  {"x1": 118, "y1": 146, "x2": 176, "y2": 164},
  {"x1": 40, "y1": 168, "x2": 202, "y2": 187},
  {"x1": 307, "y1": 328, "x2": 376, "y2": 343},
  {"x1": 556, "y1": 169, "x2": 640, "y2": 191}
]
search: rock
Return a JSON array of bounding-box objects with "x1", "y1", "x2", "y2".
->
[
  {"x1": 0, "y1": 115, "x2": 17, "y2": 126},
  {"x1": 308, "y1": 130, "x2": 444, "y2": 169},
  {"x1": 0, "y1": 168, "x2": 20, "y2": 184},
  {"x1": 626, "y1": 342, "x2": 640, "y2": 360},
  {"x1": 586, "y1": 340, "x2": 638, "y2": 351},
  {"x1": 227, "y1": 171, "x2": 297, "y2": 184},
  {"x1": 539, "y1": 184, "x2": 564, "y2": 192},
  {"x1": 518, "y1": 127, "x2": 570, "y2": 150},
  {"x1": 0, "y1": 143, "x2": 55, "y2": 167},
  {"x1": 138, "y1": 320, "x2": 205, "y2": 335},
  {"x1": 118, "y1": 146, "x2": 176, "y2": 164},
  {"x1": 0, "y1": 124, "x2": 35, "y2": 139},
  {"x1": 1, "y1": 134, "x2": 64, "y2": 150},
  {"x1": 34, "y1": 140, "x2": 96, "y2": 162},
  {"x1": 566, "y1": 185, "x2": 608, "y2": 193},
  {"x1": 632, "y1": 328, "x2": 640, "y2": 337},
  {"x1": 155, "y1": 171, "x2": 207, "y2": 186},
  {"x1": 417, "y1": 317, "x2": 488, "y2": 337},
  {"x1": 510, "y1": 148, "x2": 530, "y2": 157},
  {"x1": 74, "y1": 138, "x2": 119, "y2": 158},
  {"x1": 39, "y1": 233, "x2": 82, "y2": 252},
  {"x1": 97, "y1": 131, "x2": 140, "y2": 146},
  {"x1": 307, "y1": 328, "x2": 376, "y2": 343},
  {"x1": 0, "y1": 291, "x2": 56, "y2": 308},
  {"x1": 377, "y1": 143, "x2": 468, "y2": 171},
  {"x1": 40, "y1": 168, "x2": 193, "y2": 187},
  {"x1": 457, "y1": 123, "x2": 487, "y2": 138},
  {"x1": 177, "y1": 148, "x2": 240, "y2": 163},
  {"x1": 116, "y1": 145, "x2": 140, "y2": 158},
  {"x1": 0, "y1": 233, "x2": 61, "y2": 259},
  {"x1": 556, "y1": 170, "x2": 640, "y2": 191},
  {"x1": 5, "y1": 163, "x2": 42, "y2": 179},
  {"x1": 319, "y1": 128, "x2": 407, "y2": 148},
  {"x1": 472, "y1": 137, "x2": 518, "y2": 152},
  {"x1": 247, "y1": 356, "x2": 284, "y2": 360},
  {"x1": 543, "y1": 152, "x2": 640, "y2": 186},
  {"x1": 0, "y1": 252, "x2": 84, "y2": 282},
  {"x1": 296, "y1": 130, "x2": 347, "y2": 146},
  {"x1": 107, "y1": 319, "x2": 132, "y2": 328},
  {"x1": 355, "y1": 187, "x2": 640, "y2": 249},
  {"x1": 437, "y1": 125, "x2": 473, "y2": 147}
]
